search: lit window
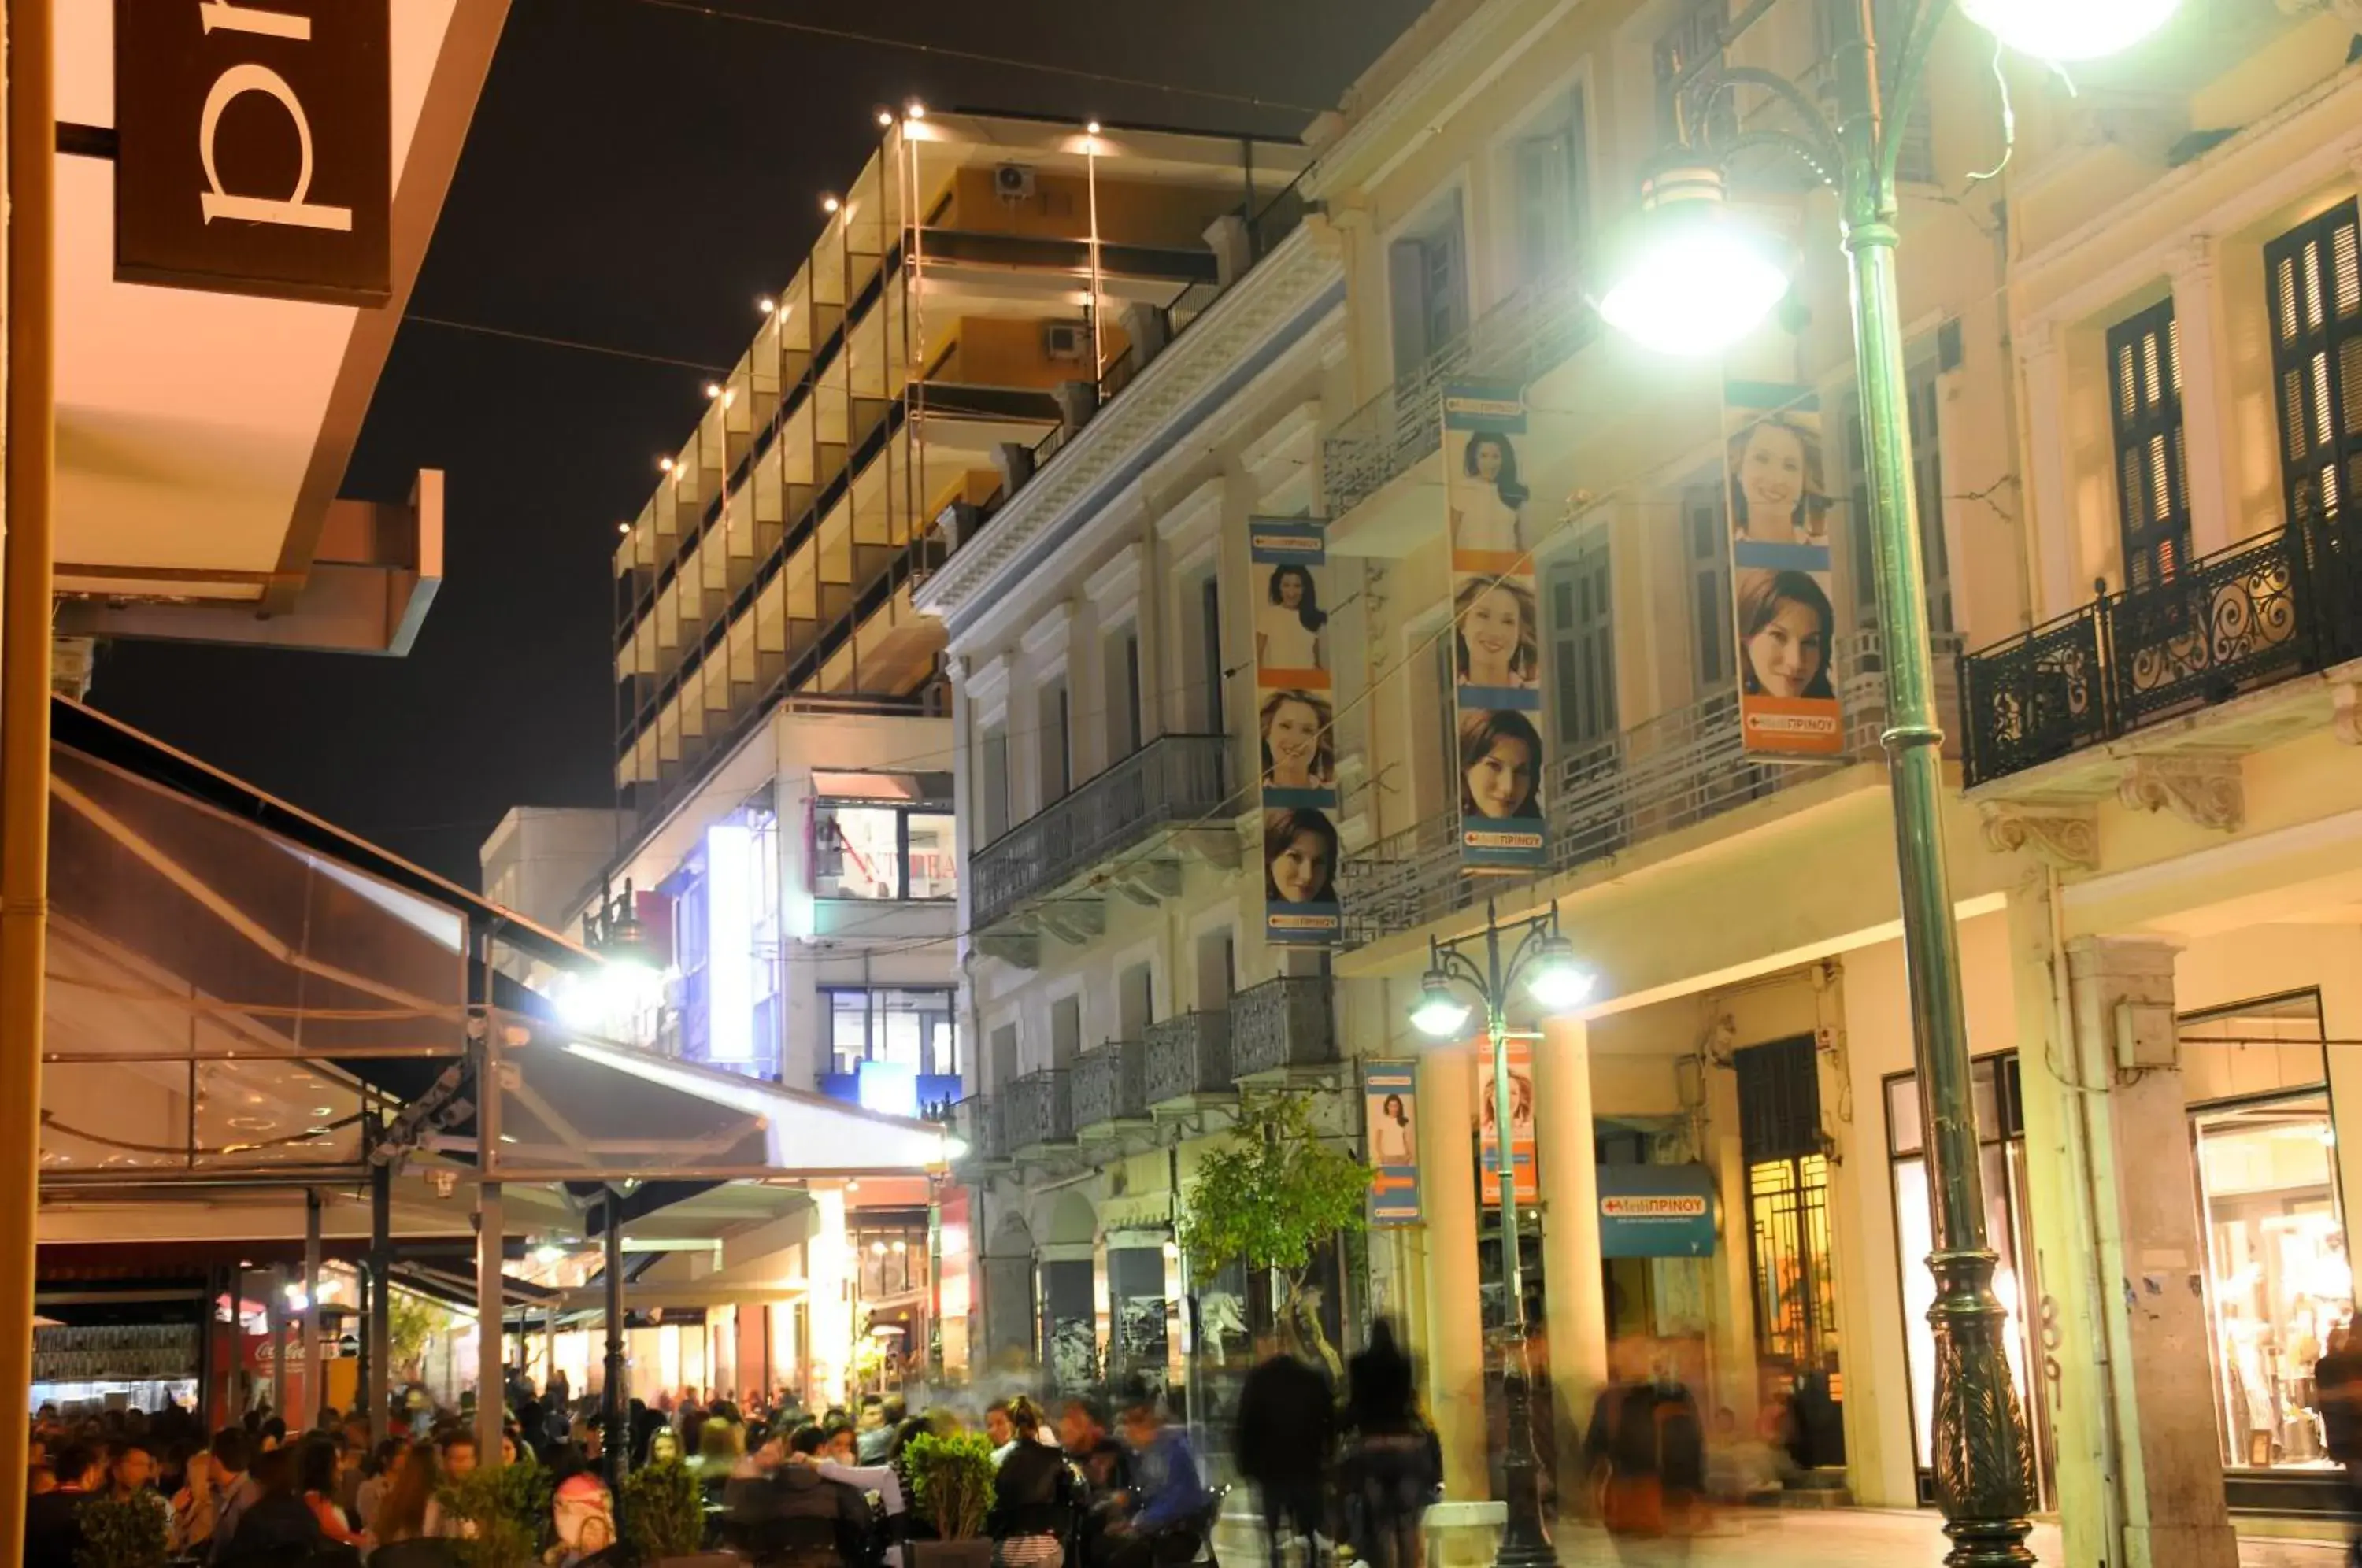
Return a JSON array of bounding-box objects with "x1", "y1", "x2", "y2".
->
[{"x1": 811, "y1": 771, "x2": 956, "y2": 901}]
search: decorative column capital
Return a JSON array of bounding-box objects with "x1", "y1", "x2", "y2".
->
[
  {"x1": 2016, "y1": 316, "x2": 2058, "y2": 363},
  {"x1": 2117, "y1": 754, "x2": 2244, "y2": 831},
  {"x1": 1980, "y1": 804, "x2": 2100, "y2": 871},
  {"x1": 2165, "y1": 231, "x2": 2219, "y2": 287},
  {"x1": 2333, "y1": 679, "x2": 2362, "y2": 746}
]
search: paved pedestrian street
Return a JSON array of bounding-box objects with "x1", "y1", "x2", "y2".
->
[{"x1": 1538, "y1": 1510, "x2": 2345, "y2": 1565}]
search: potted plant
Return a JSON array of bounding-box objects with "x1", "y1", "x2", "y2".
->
[
  {"x1": 901, "y1": 1431, "x2": 996, "y2": 1568},
  {"x1": 75, "y1": 1494, "x2": 168, "y2": 1568},
  {"x1": 622, "y1": 1458, "x2": 721, "y2": 1568},
  {"x1": 1178, "y1": 1092, "x2": 1372, "y2": 1386},
  {"x1": 439, "y1": 1463, "x2": 548, "y2": 1568}
]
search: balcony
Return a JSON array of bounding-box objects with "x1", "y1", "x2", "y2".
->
[
  {"x1": 1002, "y1": 1068, "x2": 1075, "y2": 1152},
  {"x1": 1229, "y1": 977, "x2": 1337, "y2": 1078},
  {"x1": 1322, "y1": 271, "x2": 1597, "y2": 523},
  {"x1": 970, "y1": 733, "x2": 1235, "y2": 960},
  {"x1": 949, "y1": 1094, "x2": 1006, "y2": 1171},
  {"x1": 1070, "y1": 1041, "x2": 1150, "y2": 1133},
  {"x1": 1338, "y1": 638, "x2": 1955, "y2": 950},
  {"x1": 1960, "y1": 514, "x2": 2362, "y2": 789},
  {"x1": 1143, "y1": 1011, "x2": 1233, "y2": 1108}
]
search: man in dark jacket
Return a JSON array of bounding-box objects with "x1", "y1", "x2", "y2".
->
[
  {"x1": 727, "y1": 1425, "x2": 876, "y2": 1567},
  {"x1": 25, "y1": 1441, "x2": 103, "y2": 1568},
  {"x1": 1235, "y1": 1346, "x2": 1338, "y2": 1568}
]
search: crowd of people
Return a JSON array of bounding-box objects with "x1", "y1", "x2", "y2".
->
[{"x1": 17, "y1": 1366, "x2": 1232, "y2": 1568}]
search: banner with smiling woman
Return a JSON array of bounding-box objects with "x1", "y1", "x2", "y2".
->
[
  {"x1": 1252, "y1": 516, "x2": 1342, "y2": 945},
  {"x1": 1724, "y1": 380, "x2": 1846, "y2": 758},
  {"x1": 1444, "y1": 383, "x2": 1548, "y2": 872}
]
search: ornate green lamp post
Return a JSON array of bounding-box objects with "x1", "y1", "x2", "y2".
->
[
  {"x1": 1597, "y1": 0, "x2": 2177, "y2": 1560},
  {"x1": 1409, "y1": 900, "x2": 1590, "y2": 1568}
]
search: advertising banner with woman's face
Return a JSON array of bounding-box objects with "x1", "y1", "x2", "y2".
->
[
  {"x1": 1253, "y1": 516, "x2": 1341, "y2": 945},
  {"x1": 1364, "y1": 1060, "x2": 1421, "y2": 1227},
  {"x1": 1724, "y1": 380, "x2": 1846, "y2": 757},
  {"x1": 1445, "y1": 383, "x2": 1549, "y2": 871}
]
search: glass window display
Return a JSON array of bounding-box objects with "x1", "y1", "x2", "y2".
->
[{"x1": 2183, "y1": 994, "x2": 2350, "y2": 1472}]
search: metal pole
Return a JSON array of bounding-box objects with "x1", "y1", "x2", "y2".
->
[
  {"x1": 269, "y1": 1268, "x2": 290, "y2": 1420},
  {"x1": 477, "y1": 1181, "x2": 505, "y2": 1460},
  {"x1": 0, "y1": 2, "x2": 58, "y2": 1556},
  {"x1": 303, "y1": 1190, "x2": 324, "y2": 1426},
  {"x1": 1836, "y1": 0, "x2": 2032, "y2": 1559},
  {"x1": 1479, "y1": 908, "x2": 1548, "y2": 1568},
  {"x1": 369, "y1": 1159, "x2": 392, "y2": 1440},
  {"x1": 603, "y1": 1192, "x2": 628, "y2": 1493}
]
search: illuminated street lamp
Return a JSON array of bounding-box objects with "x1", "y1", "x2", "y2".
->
[
  {"x1": 1408, "y1": 900, "x2": 1590, "y2": 1568},
  {"x1": 1593, "y1": 0, "x2": 2171, "y2": 1560}
]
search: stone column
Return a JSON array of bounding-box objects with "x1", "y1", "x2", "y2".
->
[
  {"x1": 1418, "y1": 1045, "x2": 1486, "y2": 1500},
  {"x1": 2016, "y1": 916, "x2": 2238, "y2": 1568},
  {"x1": 1535, "y1": 1016, "x2": 1609, "y2": 1507}
]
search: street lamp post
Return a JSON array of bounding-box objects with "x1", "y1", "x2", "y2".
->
[
  {"x1": 1410, "y1": 900, "x2": 1590, "y2": 1568},
  {"x1": 1598, "y1": 0, "x2": 2176, "y2": 1561}
]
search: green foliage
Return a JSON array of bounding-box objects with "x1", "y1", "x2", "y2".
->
[
  {"x1": 75, "y1": 1496, "x2": 168, "y2": 1568},
  {"x1": 387, "y1": 1289, "x2": 446, "y2": 1377},
  {"x1": 901, "y1": 1432, "x2": 996, "y2": 1540},
  {"x1": 439, "y1": 1462, "x2": 550, "y2": 1568},
  {"x1": 1178, "y1": 1093, "x2": 1372, "y2": 1285},
  {"x1": 621, "y1": 1459, "x2": 705, "y2": 1562}
]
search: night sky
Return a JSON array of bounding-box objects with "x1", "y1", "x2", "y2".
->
[{"x1": 89, "y1": 0, "x2": 1427, "y2": 887}]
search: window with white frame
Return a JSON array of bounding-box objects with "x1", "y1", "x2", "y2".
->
[
  {"x1": 1389, "y1": 192, "x2": 1470, "y2": 383},
  {"x1": 1655, "y1": 0, "x2": 1735, "y2": 150},
  {"x1": 1508, "y1": 87, "x2": 1590, "y2": 292},
  {"x1": 812, "y1": 771, "x2": 955, "y2": 900},
  {"x1": 1683, "y1": 467, "x2": 1734, "y2": 689},
  {"x1": 1834, "y1": 342, "x2": 1953, "y2": 635}
]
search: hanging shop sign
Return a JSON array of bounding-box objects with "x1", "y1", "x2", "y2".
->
[
  {"x1": 1476, "y1": 1039, "x2": 1538, "y2": 1206},
  {"x1": 1364, "y1": 1060, "x2": 1421, "y2": 1226},
  {"x1": 1597, "y1": 1163, "x2": 1719, "y2": 1258},
  {"x1": 1723, "y1": 381, "x2": 1845, "y2": 757},
  {"x1": 115, "y1": 0, "x2": 393, "y2": 305},
  {"x1": 1253, "y1": 516, "x2": 1342, "y2": 945},
  {"x1": 1443, "y1": 383, "x2": 1548, "y2": 871}
]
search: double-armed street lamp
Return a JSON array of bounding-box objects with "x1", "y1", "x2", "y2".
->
[
  {"x1": 1409, "y1": 900, "x2": 1591, "y2": 1568},
  {"x1": 1594, "y1": 0, "x2": 2177, "y2": 1559}
]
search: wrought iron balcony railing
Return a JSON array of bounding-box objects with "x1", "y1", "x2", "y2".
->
[
  {"x1": 1143, "y1": 1011, "x2": 1233, "y2": 1105},
  {"x1": 1338, "y1": 637, "x2": 1957, "y2": 950},
  {"x1": 950, "y1": 1093, "x2": 1005, "y2": 1167},
  {"x1": 1322, "y1": 270, "x2": 1597, "y2": 521},
  {"x1": 1960, "y1": 512, "x2": 2362, "y2": 787},
  {"x1": 1002, "y1": 1068, "x2": 1074, "y2": 1152},
  {"x1": 1229, "y1": 976, "x2": 1337, "y2": 1077},
  {"x1": 970, "y1": 733, "x2": 1231, "y2": 931},
  {"x1": 1071, "y1": 1041, "x2": 1148, "y2": 1130}
]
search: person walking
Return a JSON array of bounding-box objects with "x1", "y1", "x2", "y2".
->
[
  {"x1": 1235, "y1": 1338, "x2": 1337, "y2": 1568},
  {"x1": 2318, "y1": 1321, "x2": 2362, "y2": 1566},
  {"x1": 1340, "y1": 1320, "x2": 1440, "y2": 1568},
  {"x1": 1582, "y1": 1341, "x2": 1706, "y2": 1565}
]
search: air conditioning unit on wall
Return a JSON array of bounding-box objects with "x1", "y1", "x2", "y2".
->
[
  {"x1": 994, "y1": 162, "x2": 1036, "y2": 202},
  {"x1": 1042, "y1": 321, "x2": 1088, "y2": 362}
]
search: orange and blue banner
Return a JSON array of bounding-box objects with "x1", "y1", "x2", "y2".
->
[
  {"x1": 1725, "y1": 380, "x2": 1846, "y2": 757},
  {"x1": 1364, "y1": 1060, "x2": 1420, "y2": 1227},
  {"x1": 1253, "y1": 516, "x2": 1341, "y2": 945},
  {"x1": 1444, "y1": 383, "x2": 1548, "y2": 871}
]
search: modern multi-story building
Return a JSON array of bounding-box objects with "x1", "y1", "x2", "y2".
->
[
  {"x1": 925, "y1": 0, "x2": 2362, "y2": 1558},
  {"x1": 488, "y1": 109, "x2": 1302, "y2": 1407}
]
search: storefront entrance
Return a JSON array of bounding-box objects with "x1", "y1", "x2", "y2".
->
[
  {"x1": 1737, "y1": 1037, "x2": 1846, "y2": 1472},
  {"x1": 2182, "y1": 993, "x2": 2351, "y2": 1512}
]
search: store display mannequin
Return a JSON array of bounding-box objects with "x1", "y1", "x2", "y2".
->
[{"x1": 2222, "y1": 1307, "x2": 2277, "y2": 1467}]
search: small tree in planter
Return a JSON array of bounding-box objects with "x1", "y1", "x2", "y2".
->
[
  {"x1": 1178, "y1": 1092, "x2": 1372, "y2": 1385},
  {"x1": 620, "y1": 1458, "x2": 705, "y2": 1566},
  {"x1": 902, "y1": 1431, "x2": 997, "y2": 1568},
  {"x1": 75, "y1": 1495, "x2": 168, "y2": 1568},
  {"x1": 440, "y1": 1463, "x2": 550, "y2": 1568}
]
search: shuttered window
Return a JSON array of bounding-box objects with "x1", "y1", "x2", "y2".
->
[
  {"x1": 2266, "y1": 198, "x2": 2362, "y2": 527},
  {"x1": 2105, "y1": 298, "x2": 2190, "y2": 592}
]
